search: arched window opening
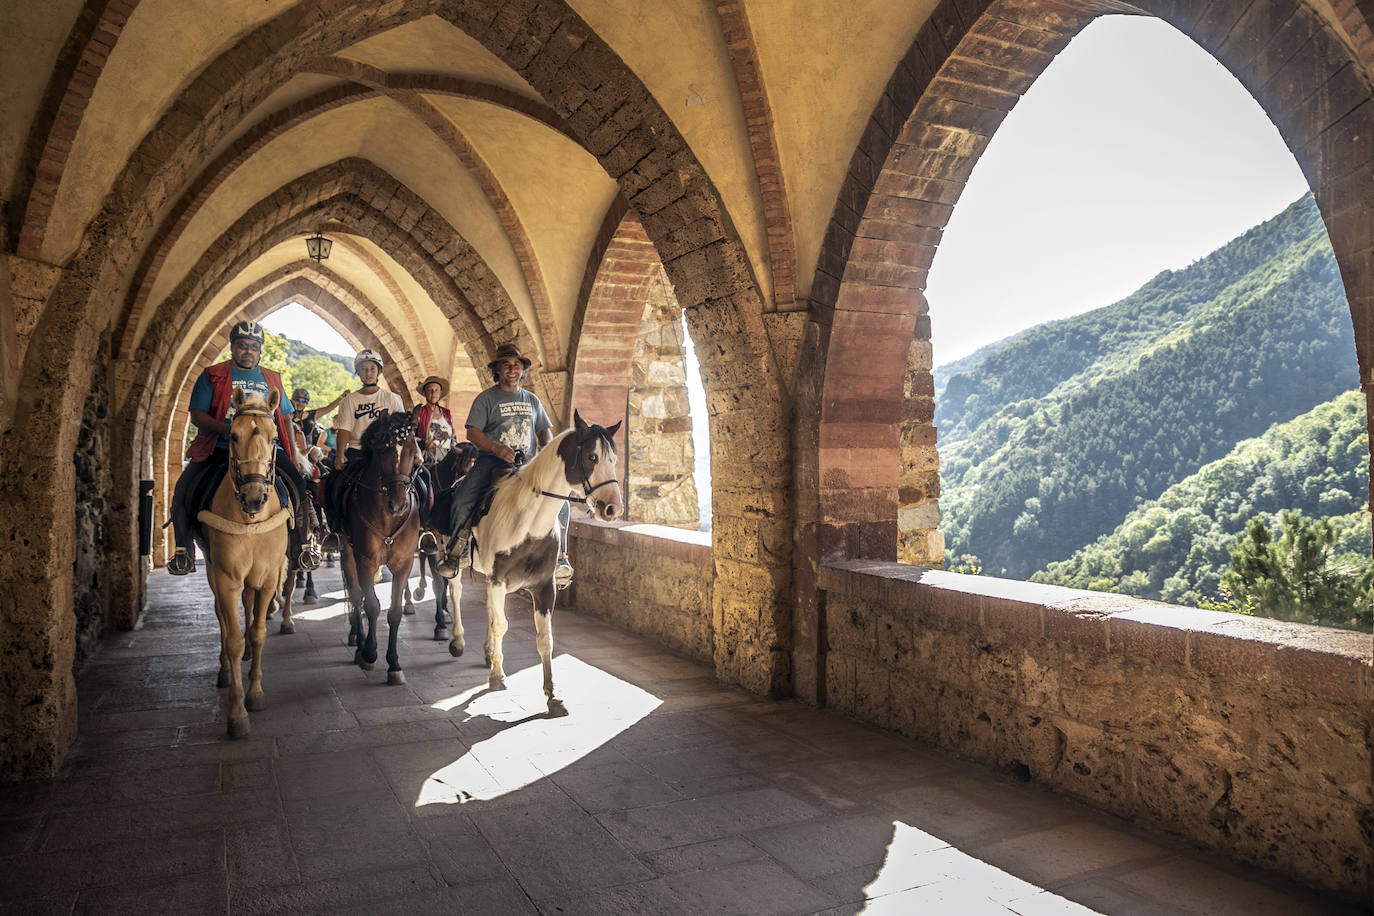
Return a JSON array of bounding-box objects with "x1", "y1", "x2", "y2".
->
[
  {"x1": 624, "y1": 269, "x2": 706, "y2": 531},
  {"x1": 924, "y1": 16, "x2": 1369, "y2": 631}
]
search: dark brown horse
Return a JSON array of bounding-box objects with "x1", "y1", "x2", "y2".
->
[
  {"x1": 413, "y1": 440, "x2": 477, "y2": 640},
  {"x1": 331, "y1": 411, "x2": 421, "y2": 684}
]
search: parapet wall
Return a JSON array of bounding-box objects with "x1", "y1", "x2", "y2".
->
[
  {"x1": 820, "y1": 560, "x2": 1372, "y2": 900},
  {"x1": 567, "y1": 520, "x2": 713, "y2": 663}
]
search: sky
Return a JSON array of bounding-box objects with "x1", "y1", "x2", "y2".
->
[
  {"x1": 924, "y1": 15, "x2": 1311, "y2": 366},
  {"x1": 261, "y1": 15, "x2": 1313, "y2": 376}
]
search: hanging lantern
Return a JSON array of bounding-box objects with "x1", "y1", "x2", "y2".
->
[{"x1": 306, "y1": 231, "x2": 333, "y2": 262}]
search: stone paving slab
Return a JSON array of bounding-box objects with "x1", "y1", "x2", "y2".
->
[{"x1": 0, "y1": 566, "x2": 1364, "y2": 915}]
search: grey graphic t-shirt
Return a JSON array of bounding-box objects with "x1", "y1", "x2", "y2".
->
[{"x1": 465, "y1": 386, "x2": 551, "y2": 458}]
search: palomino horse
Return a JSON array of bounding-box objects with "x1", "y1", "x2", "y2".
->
[
  {"x1": 448, "y1": 411, "x2": 623, "y2": 716},
  {"x1": 194, "y1": 389, "x2": 291, "y2": 738},
  {"x1": 333, "y1": 411, "x2": 421, "y2": 684}
]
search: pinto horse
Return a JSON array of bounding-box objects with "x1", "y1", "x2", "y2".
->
[
  {"x1": 448, "y1": 410, "x2": 623, "y2": 716},
  {"x1": 333, "y1": 411, "x2": 421, "y2": 684},
  {"x1": 194, "y1": 389, "x2": 291, "y2": 738}
]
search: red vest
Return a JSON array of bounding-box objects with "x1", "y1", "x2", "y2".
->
[
  {"x1": 186, "y1": 362, "x2": 294, "y2": 462},
  {"x1": 415, "y1": 403, "x2": 454, "y2": 443}
]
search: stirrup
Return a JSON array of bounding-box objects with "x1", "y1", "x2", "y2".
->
[
  {"x1": 321, "y1": 531, "x2": 340, "y2": 552},
  {"x1": 168, "y1": 548, "x2": 196, "y2": 576},
  {"x1": 298, "y1": 543, "x2": 321, "y2": 571},
  {"x1": 554, "y1": 557, "x2": 573, "y2": 590},
  {"x1": 435, "y1": 535, "x2": 468, "y2": 580},
  {"x1": 418, "y1": 529, "x2": 439, "y2": 555}
]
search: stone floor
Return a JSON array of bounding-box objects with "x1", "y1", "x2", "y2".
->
[{"x1": 1, "y1": 565, "x2": 1363, "y2": 915}]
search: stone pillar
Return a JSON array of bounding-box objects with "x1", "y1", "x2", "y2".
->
[
  {"x1": 898, "y1": 334, "x2": 943, "y2": 566},
  {"x1": 628, "y1": 274, "x2": 699, "y2": 529}
]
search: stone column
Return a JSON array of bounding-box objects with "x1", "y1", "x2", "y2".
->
[{"x1": 898, "y1": 334, "x2": 943, "y2": 565}]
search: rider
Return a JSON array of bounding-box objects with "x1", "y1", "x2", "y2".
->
[
  {"x1": 436, "y1": 344, "x2": 553, "y2": 578},
  {"x1": 412, "y1": 375, "x2": 454, "y2": 457},
  {"x1": 167, "y1": 320, "x2": 317, "y2": 575}
]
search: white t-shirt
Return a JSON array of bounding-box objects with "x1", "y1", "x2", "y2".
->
[{"x1": 335, "y1": 388, "x2": 405, "y2": 445}]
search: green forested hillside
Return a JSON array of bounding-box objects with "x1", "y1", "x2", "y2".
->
[
  {"x1": 938, "y1": 195, "x2": 1359, "y2": 579},
  {"x1": 1030, "y1": 390, "x2": 1369, "y2": 607}
]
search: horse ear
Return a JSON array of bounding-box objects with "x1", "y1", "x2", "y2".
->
[
  {"x1": 606, "y1": 419, "x2": 623, "y2": 439},
  {"x1": 268, "y1": 388, "x2": 280, "y2": 411},
  {"x1": 574, "y1": 409, "x2": 587, "y2": 434},
  {"x1": 232, "y1": 388, "x2": 246, "y2": 409}
]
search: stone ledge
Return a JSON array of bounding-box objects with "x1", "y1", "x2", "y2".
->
[
  {"x1": 820, "y1": 561, "x2": 1373, "y2": 704},
  {"x1": 569, "y1": 518, "x2": 711, "y2": 561}
]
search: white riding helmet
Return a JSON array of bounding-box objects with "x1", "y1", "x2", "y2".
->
[{"x1": 354, "y1": 349, "x2": 383, "y2": 374}]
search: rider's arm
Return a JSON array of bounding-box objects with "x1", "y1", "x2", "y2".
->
[
  {"x1": 189, "y1": 408, "x2": 229, "y2": 439},
  {"x1": 315, "y1": 390, "x2": 347, "y2": 417},
  {"x1": 467, "y1": 425, "x2": 516, "y2": 463},
  {"x1": 537, "y1": 427, "x2": 552, "y2": 448},
  {"x1": 334, "y1": 428, "x2": 350, "y2": 468}
]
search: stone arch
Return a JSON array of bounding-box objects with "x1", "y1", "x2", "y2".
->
[
  {"x1": 2, "y1": 0, "x2": 786, "y2": 777},
  {"x1": 808, "y1": 0, "x2": 1374, "y2": 568},
  {"x1": 148, "y1": 271, "x2": 415, "y2": 563}
]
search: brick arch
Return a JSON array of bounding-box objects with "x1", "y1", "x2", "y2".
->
[
  {"x1": 2, "y1": 0, "x2": 789, "y2": 777},
  {"x1": 121, "y1": 158, "x2": 537, "y2": 455},
  {"x1": 566, "y1": 207, "x2": 664, "y2": 457},
  {"x1": 148, "y1": 271, "x2": 414, "y2": 563},
  {"x1": 807, "y1": 0, "x2": 1374, "y2": 569}
]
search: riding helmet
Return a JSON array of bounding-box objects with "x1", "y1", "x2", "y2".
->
[
  {"x1": 354, "y1": 349, "x2": 384, "y2": 374},
  {"x1": 292, "y1": 387, "x2": 310, "y2": 403},
  {"x1": 229, "y1": 320, "x2": 265, "y2": 345}
]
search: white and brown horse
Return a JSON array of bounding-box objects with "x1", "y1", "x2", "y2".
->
[
  {"x1": 195, "y1": 388, "x2": 292, "y2": 738},
  {"x1": 448, "y1": 410, "x2": 623, "y2": 716}
]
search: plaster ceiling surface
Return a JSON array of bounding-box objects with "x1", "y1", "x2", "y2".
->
[
  {"x1": 42, "y1": 0, "x2": 306, "y2": 264},
  {"x1": 322, "y1": 236, "x2": 428, "y2": 359},
  {"x1": 337, "y1": 14, "x2": 542, "y2": 102},
  {"x1": 141, "y1": 96, "x2": 532, "y2": 347},
  {"x1": 426, "y1": 94, "x2": 620, "y2": 348},
  {"x1": 349, "y1": 235, "x2": 456, "y2": 358},
  {"x1": 566, "y1": 0, "x2": 771, "y2": 305},
  {"x1": 203, "y1": 73, "x2": 351, "y2": 166},
  {"x1": 749, "y1": 0, "x2": 937, "y2": 301},
  {"x1": 0, "y1": 0, "x2": 85, "y2": 196}
]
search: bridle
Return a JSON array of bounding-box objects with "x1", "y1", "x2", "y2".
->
[
  {"x1": 229, "y1": 406, "x2": 277, "y2": 513},
  {"x1": 540, "y1": 430, "x2": 619, "y2": 506},
  {"x1": 355, "y1": 417, "x2": 417, "y2": 519}
]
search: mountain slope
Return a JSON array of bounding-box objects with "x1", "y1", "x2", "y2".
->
[
  {"x1": 938, "y1": 195, "x2": 1358, "y2": 578},
  {"x1": 1030, "y1": 389, "x2": 1369, "y2": 606}
]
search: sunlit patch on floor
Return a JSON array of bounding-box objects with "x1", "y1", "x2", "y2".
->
[
  {"x1": 286, "y1": 574, "x2": 427, "y2": 621},
  {"x1": 417, "y1": 654, "x2": 660, "y2": 806},
  {"x1": 862, "y1": 822, "x2": 1104, "y2": 914}
]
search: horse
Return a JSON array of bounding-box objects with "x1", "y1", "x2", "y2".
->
[
  {"x1": 412, "y1": 439, "x2": 477, "y2": 640},
  {"x1": 448, "y1": 410, "x2": 623, "y2": 716},
  {"x1": 332, "y1": 411, "x2": 422, "y2": 685},
  {"x1": 193, "y1": 388, "x2": 292, "y2": 738}
]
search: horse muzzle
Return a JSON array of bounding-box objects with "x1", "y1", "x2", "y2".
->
[{"x1": 237, "y1": 482, "x2": 272, "y2": 517}]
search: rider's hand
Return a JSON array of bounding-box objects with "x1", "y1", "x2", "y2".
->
[{"x1": 499, "y1": 445, "x2": 516, "y2": 463}]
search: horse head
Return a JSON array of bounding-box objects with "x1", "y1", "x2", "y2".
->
[
  {"x1": 559, "y1": 410, "x2": 625, "y2": 522},
  {"x1": 364, "y1": 410, "x2": 419, "y2": 516},
  {"x1": 228, "y1": 387, "x2": 279, "y2": 517}
]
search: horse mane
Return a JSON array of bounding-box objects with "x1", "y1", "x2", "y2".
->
[{"x1": 359, "y1": 410, "x2": 414, "y2": 452}]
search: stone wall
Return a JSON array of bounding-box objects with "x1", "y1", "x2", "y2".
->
[
  {"x1": 72, "y1": 356, "x2": 109, "y2": 670},
  {"x1": 819, "y1": 561, "x2": 1372, "y2": 900},
  {"x1": 627, "y1": 270, "x2": 699, "y2": 529},
  {"x1": 567, "y1": 519, "x2": 713, "y2": 662}
]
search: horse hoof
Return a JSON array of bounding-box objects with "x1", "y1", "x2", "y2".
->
[
  {"x1": 227, "y1": 719, "x2": 250, "y2": 739},
  {"x1": 403, "y1": 604, "x2": 416, "y2": 616},
  {"x1": 360, "y1": 660, "x2": 375, "y2": 671},
  {"x1": 302, "y1": 593, "x2": 317, "y2": 605},
  {"x1": 216, "y1": 671, "x2": 231, "y2": 689},
  {"x1": 415, "y1": 584, "x2": 427, "y2": 600},
  {"x1": 387, "y1": 670, "x2": 406, "y2": 686},
  {"x1": 245, "y1": 694, "x2": 266, "y2": 712},
  {"x1": 448, "y1": 641, "x2": 463, "y2": 658},
  {"x1": 279, "y1": 620, "x2": 295, "y2": 635},
  {"x1": 488, "y1": 675, "x2": 506, "y2": 691},
  {"x1": 547, "y1": 698, "x2": 568, "y2": 717}
]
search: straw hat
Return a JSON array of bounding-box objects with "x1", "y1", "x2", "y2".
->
[
  {"x1": 417, "y1": 375, "x2": 449, "y2": 398},
  {"x1": 488, "y1": 344, "x2": 532, "y2": 371}
]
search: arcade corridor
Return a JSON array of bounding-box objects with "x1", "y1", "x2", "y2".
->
[{"x1": 0, "y1": 566, "x2": 1352, "y2": 915}]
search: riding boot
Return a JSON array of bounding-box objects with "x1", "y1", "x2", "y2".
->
[{"x1": 435, "y1": 526, "x2": 470, "y2": 579}]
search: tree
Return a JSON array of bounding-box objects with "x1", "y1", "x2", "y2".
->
[
  {"x1": 1220, "y1": 510, "x2": 1372, "y2": 630},
  {"x1": 283, "y1": 355, "x2": 354, "y2": 421}
]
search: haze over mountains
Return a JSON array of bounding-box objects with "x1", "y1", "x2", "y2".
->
[{"x1": 935, "y1": 194, "x2": 1366, "y2": 601}]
